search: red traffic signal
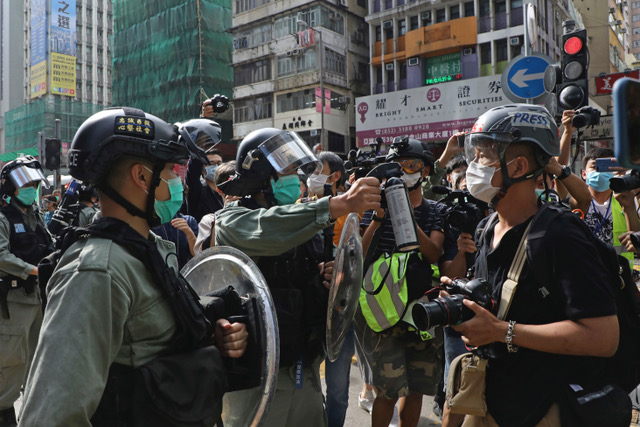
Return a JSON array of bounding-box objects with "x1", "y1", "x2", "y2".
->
[
  {"x1": 558, "y1": 27, "x2": 589, "y2": 111},
  {"x1": 563, "y1": 36, "x2": 583, "y2": 55}
]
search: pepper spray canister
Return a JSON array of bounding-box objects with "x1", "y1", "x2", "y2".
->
[{"x1": 384, "y1": 177, "x2": 420, "y2": 251}]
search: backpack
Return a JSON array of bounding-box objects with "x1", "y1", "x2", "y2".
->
[{"x1": 525, "y1": 202, "x2": 640, "y2": 393}]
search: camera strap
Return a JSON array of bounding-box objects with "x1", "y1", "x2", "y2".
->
[{"x1": 496, "y1": 220, "x2": 533, "y2": 320}]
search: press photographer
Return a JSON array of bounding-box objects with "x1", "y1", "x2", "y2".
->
[{"x1": 356, "y1": 135, "x2": 446, "y2": 426}]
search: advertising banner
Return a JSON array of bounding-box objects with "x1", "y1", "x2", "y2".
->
[
  {"x1": 355, "y1": 76, "x2": 505, "y2": 146},
  {"x1": 30, "y1": 0, "x2": 47, "y2": 98},
  {"x1": 49, "y1": 0, "x2": 76, "y2": 96},
  {"x1": 51, "y1": 52, "x2": 76, "y2": 97}
]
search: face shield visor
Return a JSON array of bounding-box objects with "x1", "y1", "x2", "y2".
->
[
  {"x1": 257, "y1": 131, "x2": 321, "y2": 176},
  {"x1": 463, "y1": 132, "x2": 515, "y2": 166},
  {"x1": 177, "y1": 119, "x2": 222, "y2": 165},
  {"x1": 8, "y1": 164, "x2": 49, "y2": 189}
]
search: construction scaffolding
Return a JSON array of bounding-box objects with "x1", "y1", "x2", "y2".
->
[{"x1": 111, "y1": 0, "x2": 233, "y2": 127}]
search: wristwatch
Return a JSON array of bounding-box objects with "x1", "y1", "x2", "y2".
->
[
  {"x1": 557, "y1": 166, "x2": 572, "y2": 181},
  {"x1": 371, "y1": 213, "x2": 384, "y2": 223},
  {"x1": 506, "y1": 320, "x2": 518, "y2": 353}
]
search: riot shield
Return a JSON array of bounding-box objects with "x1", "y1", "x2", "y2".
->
[
  {"x1": 181, "y1": 246, "x2": 279, "y2": 427},
  {"x1": 326, "y1": 212, "x2": 363, "y2": 362}
]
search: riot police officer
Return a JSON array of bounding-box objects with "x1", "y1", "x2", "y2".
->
[
  {"x1": 216, "y1": 128, "x2": 381, "y2": 427},
  {"x1": 75, "y1": 182, "x2": 99, "y2": 226},
  {"x1": 0, "y1": 156, "x2": 53, "y2": 427},
  {"x1": 19, "y1": 108, "x2": 247, "y2": 426}
]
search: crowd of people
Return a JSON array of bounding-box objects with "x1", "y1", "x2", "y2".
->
[{"x1": 0, "y1": 101, "x2": 638, "y2": 427}]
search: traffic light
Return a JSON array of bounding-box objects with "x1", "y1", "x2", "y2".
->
[
  {"x1": 557, "y1": 28, "x2": 589, "y2": 111},
  {"x1": 43, "y1": 138, "x2": 61, "y2": 170}
]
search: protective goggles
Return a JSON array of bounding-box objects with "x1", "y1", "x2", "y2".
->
[
  {"x1": 257, "y1": 131, "x2": 321, "y2": 176},
  {"x1": 395, "y1": 159, "x2": 424, "y2": 174},
  {"x1": 463, "y1": 132, "x2": 515, "y2": 166},
  {"x1": 8, "y1": 164, "x2": 49, "y2": 189}
]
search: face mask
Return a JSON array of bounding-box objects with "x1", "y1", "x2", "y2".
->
[
  {"x1": 205, "y1": 164, "x2": 218, "y2": 181},
  {"x1": 402, "y1": 171, "x2": 422, "y2": 188},
  {"x1": 535, "y1": 188, "x2": 546, "y2": 197},
  {"x1": 307, "y1": 173, "x2": 329, "y2": 196},
  {"x1": 586, "y1": 171, "x2": 614, "y2": 192},
  {"x1": 16, "y1": 186, "x2": 37, "y2": 206},
  {"x1": 154, "y1": 177, "x2": 184, "y2": 224},
  {"x1": 270, "y1": 175, "x2": 301, "y2": 206},
  {"x1": 466, "y1": 160, "x2": 512, "y2": 204}
]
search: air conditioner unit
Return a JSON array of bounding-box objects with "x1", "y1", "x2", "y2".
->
[
  {"x1": 286, "y1": 51, "x2": 293, "y2": 57},
  {"x1": 292, "y1": 48, "x2": 301, "y2": 55},
  {"x1": 339, "y1": 0, "x2": 347, "y2": 7},
  {"x1": 338, "y1": 96, "x2": 350, "y2": 104},
  {"x1": 610, "y1": 7, "x2": 616, "y2": 13},
  {"x1": 385, "y1": 63, "x2": 394, "y2": 70},
  {"x1": 509, "y1": 36, "x2": 520, "y2": 45},
  {"x1": 383, "y1": 20, "x2": 393, "y2": 29},
  {"x1": 463, "y1": 47, "x2": 474, "y2": 56},
  {"x1": 616, "y1": 20, "x2": 623, "y2": 25},
  {"x1": 422, "y1": 11, "x2": 431, "y2": 21},
  {"x1": 408, "y1": 57, "x2": 420, "y2": 66},
  {"x1": 621, "y1": 28, "x2": 627, "y2": 33},
  {"x1": 355, "y1": 31, "x2": 365, "y2": 42}
]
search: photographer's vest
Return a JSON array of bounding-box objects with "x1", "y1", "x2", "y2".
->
[
  {"x1": 360, "y1": 251, "x2": 411, "y2": 332},
  {"x1": 611, "y1": 197, "x2": 634, "y2": 267}
]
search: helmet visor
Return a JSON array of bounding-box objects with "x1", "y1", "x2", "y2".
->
[
  {"x1": 177, "y1": 120, "x2": 221, "y2": 165},
  {"x1": 463, "y1": 132, "x2": 515, "y2": 166},
  {"x1": 259, "y1": 131, "x2": 321, "y2": 176},
  {"x1": 8, "y1": 164, "x2": 49, "y2": 189}
]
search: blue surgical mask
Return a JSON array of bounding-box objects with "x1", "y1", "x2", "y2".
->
[
  {"x1": 270, "y1": 175, "x2": 301, "y2": 206},
  {"x1": 154, "y1": 177, "x2": 184, "y2": 224},
  {"x1": 16, "y1": 186, "x2": 37, "y2": 206},
  {"x1": 205, "y1": 164, "x2": 218, "y2": 181},
  {"x1": 586, "y1": 171, "x2": 614, "y2": 192}
]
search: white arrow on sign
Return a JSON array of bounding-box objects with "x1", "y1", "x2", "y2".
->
[{"x1": 511, "y1": 68, "x2": 546, "y2": 88}]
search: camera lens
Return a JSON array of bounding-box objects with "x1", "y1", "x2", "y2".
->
[
  {"x1": 412, "y1": 294, "x2": 468, "y2": 330},
  {"x1": 572, "y1": 114, "x2": 587, "y2": 128}
]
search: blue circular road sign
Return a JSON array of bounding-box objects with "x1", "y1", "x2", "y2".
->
[{"x1": 501, "y1": 53, "x2": 553, "y2": 102}]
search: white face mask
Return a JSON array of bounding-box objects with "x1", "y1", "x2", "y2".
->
[
  {"x1": 402, "y1": 171, "x2": 422, "y2": 188},
  {"x1": 466, "y1": 160, "x2": 512, "y2": 204},
  {"x1": 307, "y1": 173, "x2": 329, "y2": 196}
]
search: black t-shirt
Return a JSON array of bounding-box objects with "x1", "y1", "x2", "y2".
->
[{"x1": 473, "y1": 211, "x2": 616, "y2": 427}]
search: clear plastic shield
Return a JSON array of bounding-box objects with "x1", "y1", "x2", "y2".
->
[
  {"x1": 181, "y1": 246, "x2": 279, "y2": 427},
  {"x1": 259, "y1": 131, "x2": 321, "y2": 176},
  {"x1": 326, "y1": 213, "x2": 363, "y2": 362}
]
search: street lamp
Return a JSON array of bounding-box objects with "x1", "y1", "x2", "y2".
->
[{"x1": 297, "y1": 20, "x2": 326, "y2": 152}]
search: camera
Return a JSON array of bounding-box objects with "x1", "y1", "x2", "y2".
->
[
  {"x1": 205, "y1": 94, "x2": 230, "y2": 114},
  {"x1": 412, "y1": 278, "x2": 497, "y2": 330},
  {"x1": 609, "y1": 169, "x2": 640, "y2": 193},
  {"x1": 432, "y1": 186, "x2": 488, "y2": 235},
  {"x1": 344, "y1": 137, "x2": 387, "y2": 180},
  {"x1": 572, "y1": 106, "x2": 601, "y2": 128}
]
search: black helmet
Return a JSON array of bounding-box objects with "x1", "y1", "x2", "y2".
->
[
  {"x1": 386, "y1": 136, "x2": 435, "y2": 174},
  {"x1": 76, "y1": 182, "x2": 98, "y2": 202},
  {"x1": 68, "y1": 107, "x2": 202, "y2": 227},
  {"x1": 219, "y1": 128, "x2": 320, "y2": 197},
  {"x1": 176, "y1": 118, "x2": 222, "y2": 160},
  {"x1": 1, "y1": 156, "x2": 49, "y2": 197}
]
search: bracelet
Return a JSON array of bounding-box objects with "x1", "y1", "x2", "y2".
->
[
  {"x1": 506, "y1": 320, "x2": 518, "y2": 353},
  {"x1": 371, "y1": 213, "x2": 384, "y2": 223}
]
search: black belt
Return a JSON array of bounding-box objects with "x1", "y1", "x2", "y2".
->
[{"x1": 0, "y1": 276, "x2": 37, "y2": 319}]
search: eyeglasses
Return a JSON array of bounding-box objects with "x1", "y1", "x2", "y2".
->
[{"x1": 396, "y1": 159, "x2": 424, "y2": 174}]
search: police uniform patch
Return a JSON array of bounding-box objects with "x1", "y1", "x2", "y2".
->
[
  {"x1": 14, "y1": 223, "x2": 26, "y2": 233},
  {"x1": 114, "y1": 116, "x2": 155, "y2": 139}
]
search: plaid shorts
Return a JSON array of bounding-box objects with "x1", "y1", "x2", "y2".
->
[{"x1": 355, "y1": 315, "x2": 444, "y2": 399}]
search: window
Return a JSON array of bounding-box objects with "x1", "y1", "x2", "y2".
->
[
  {"x1": 276, "y1": 90, "x2": 316, "y2": 113},
  {"x1": 234, "y1": 95, "x2": 273, "y2": 123},
  {"x1": 494, "y1": 0, "x2": 506, "y2": 13},
  {"x1": 234, "y1": 24, "x2": 272, "y2": 50},
  {"x1": 450, "y1": 5, "x2": 460, "y2": 20},
  {"x1": 510, "y1": 0, "x2": 523, "y2": 8},
  {"x1": 480, "y1": 42, "x2": 491, "y2": 65},
  {"x1": 496, "y1": 39, "x2": 508, "y2": 62},
  {"x1": 375, "y1": 25, "x2": 382, "y2": 42},
  {"x1": 634, "y1": 14, "x2": 640, "y2": 22},
  {"x1": 236, "y1": 0, "x2": 271, "y2": 14},
  {"x1": 410, "y1": 15, "x2": 419, "y2": 30},
  {"x1": 633, "y1": 1, "x2": 640, "y2": 8},
  {"x1": 325, "y1": 49, "x2": 345, "y2": 76},
  {"x1": 634, "y1": 27, "x2": 640, "y2": 34},
  {"x1": 357, "y1": 0, "x2": 366, "y2": 7},
  {"x1": 398, "y1": 19, "x2": 406, "y2": 36},
  {"x1": 464, "y1": 1, "x2": 474, "y2": 17},
  {"x1": 436, "y1": 9, "x2": 446, "y2": 23},
  {"x1": 479, "y1": 0, "x2": 490, "y2": 16},
  {"x1": 423, "y1": 11, "x2": 432, "y2": 26},
  {"x1": 235, "y1": 59, "x2": 271, "y2": 85}
]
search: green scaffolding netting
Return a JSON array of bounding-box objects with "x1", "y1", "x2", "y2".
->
[{"x1": 112, "y1": 0, "x2": 233, "y2": 128}]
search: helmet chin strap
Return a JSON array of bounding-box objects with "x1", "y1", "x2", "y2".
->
[{"x1": 489, "y1": 155, "x2": 544, "y2": 208}]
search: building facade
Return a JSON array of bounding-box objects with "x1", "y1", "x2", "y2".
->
[{"x1": 231, "y1": 0, "x2": 369, "y2": 154}]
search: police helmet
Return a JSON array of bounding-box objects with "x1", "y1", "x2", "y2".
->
[
  {"x1": 465, "y1": 104, "x2": 560, "y2": 165},
  {"x1": 219, "y1": 128, "x2": 321, "y2": 197},
  {"x1": 69, "y1": 107, "x2": 195, "y2": 185},
  {"x1": 76, "y1": 182, "x2": 98, "y2": 202},
  {"x1": 386, "y1": 136, "x2": 435, "y2": 174},
  {"x1": 176, "y1": 118, "x2": 222, "y2": 159},
  {"x1": 0, "y1": 156, "x2": 49, "y2": 196}
]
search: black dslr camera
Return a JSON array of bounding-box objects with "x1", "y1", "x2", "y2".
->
[
  {"x1": 609, "y1": 169, "x2": 640, "y2": 193},
  {"x1": 433, "y1": 186, "x2": 488, "y2": 235},
  {"x1": 344, "y1": 137, "x2": 387, "y2": 181},
  {"x1": 572, "y1": 106, "x2": 601, "y2": 128},
  {"x1": 205, "y1": 94, "x2": 230, "y2": 114},
  {"x1": 412, "y1": 278, "x2": 497, "y2": 330}
]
